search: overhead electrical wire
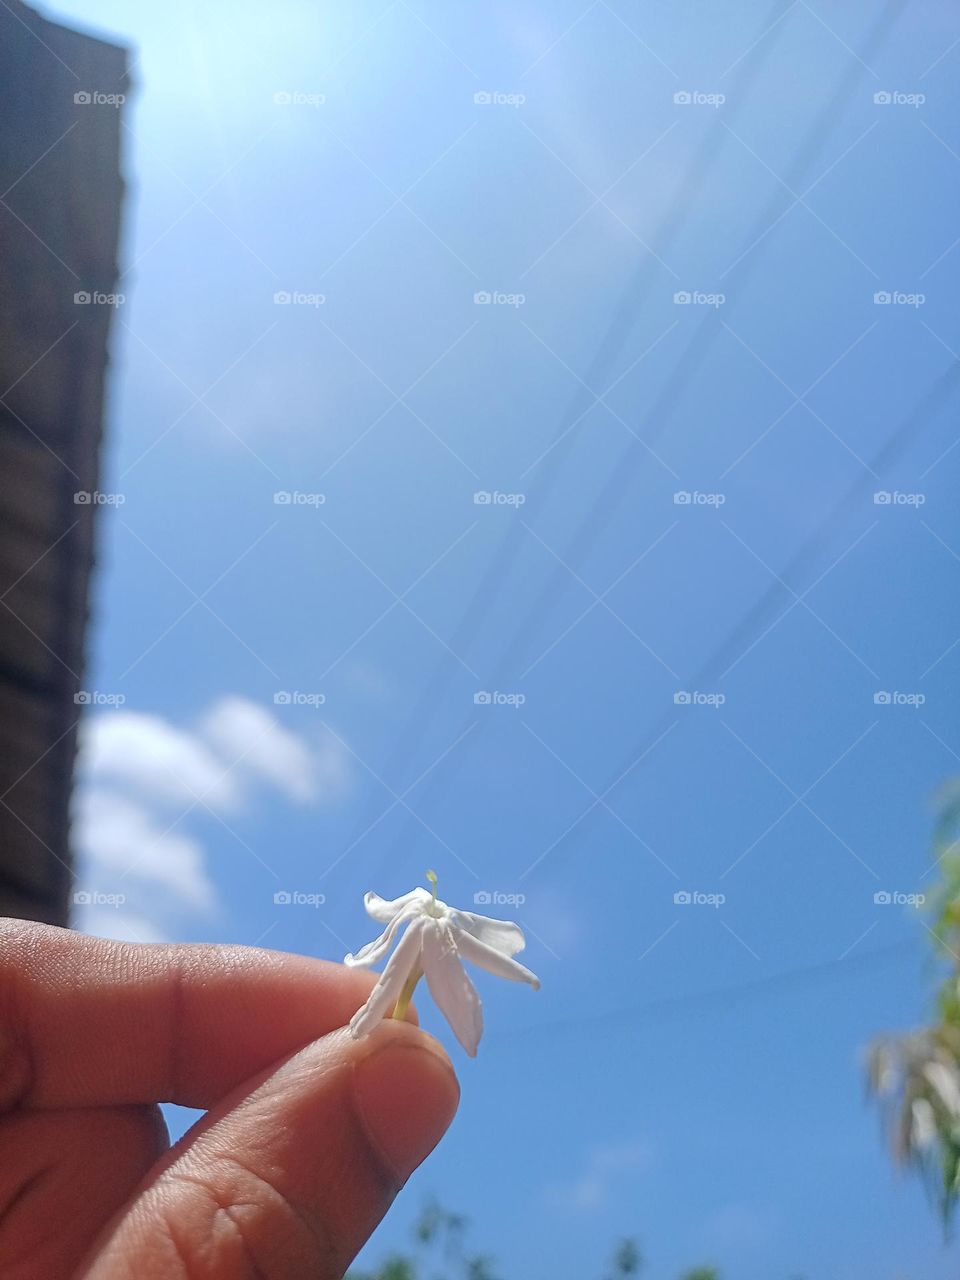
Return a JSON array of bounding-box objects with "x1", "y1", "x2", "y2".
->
[
  {"x1": 496, "y1": 0, "x2": 910, "y2": 684},
  {"x1": 367, "y1": 0, "x2": 914, "y2": 887},
  {"x1": 491, "y1": 937, "x2": 916, "y2": 1045},
  {"x1": 354, "y1": 0, "x2": 799, "y2": 878}
]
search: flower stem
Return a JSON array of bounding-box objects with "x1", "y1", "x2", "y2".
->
[{"x1": 392, "y1": 966, "x2": 422, "y2": 1020}]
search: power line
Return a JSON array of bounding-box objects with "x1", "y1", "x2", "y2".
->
[
  {"x1": 374, "y1": 0, "x2": 911, "y2": 881},
  {"x1": 522, "y1": 354, "x2": 959, "y2": 888},
  {"x1": 491, "y1": 936, "x2": 916, "y2": 1044},
  {"x1": 497, "y1": 0, "x2": 909, "y2": 683},
  {"x1": 358, "y1": 0, "x2": 798, "y2": 877}
]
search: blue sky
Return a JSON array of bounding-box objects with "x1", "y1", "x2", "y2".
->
[{"x1": 42, "y1": 0, "x2": 960, "y2": 1274}]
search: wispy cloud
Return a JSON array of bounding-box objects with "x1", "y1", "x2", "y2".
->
[
  {"x1": 81, "y1": 709, "x2": 240, "y2": 811},
  {"x1": 199, "y1": 695, "x2": 349, "y2": 805},
  {"x1": 74, "y1": 787, "x2": 216, "y2": 912},
  {"x1": 545, "y1": 1139, "x2": 654, "y2": 1211},
  {"x1": 71, "y1": 695, "x2": 353, "y2": 939}
]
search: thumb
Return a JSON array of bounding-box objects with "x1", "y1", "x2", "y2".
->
[{"x1": 80, "y1": 1019, "x2": 460, "y2": 1279}]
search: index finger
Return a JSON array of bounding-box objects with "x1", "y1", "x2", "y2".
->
[{"x1": 0, "y1": 918, "x2": 385, "y2": 1111}]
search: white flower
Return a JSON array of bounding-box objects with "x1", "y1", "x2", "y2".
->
[{"x1": 344, "y1": 876, "x2": 540, "y2": 1056}]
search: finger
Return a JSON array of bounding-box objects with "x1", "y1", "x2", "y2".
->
[
  {"x1": 0, "y1": 1104, "x2": 167, "y2": 1280},
  {"x1": 0, "y1": 918, "x2": 397, "y2": 1112},
  {"x1": 80, "y1": 1020, "x2": 460, "y2": 1280}
]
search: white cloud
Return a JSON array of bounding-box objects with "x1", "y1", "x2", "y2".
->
[
  {"x1": 79, "y1": 696, "x2": 350, "y2": 813},
  {"x1": 80, "y1": 710, "x2": 239, "y2": 811},
  {"x1": 546, "y1": 1140, "x2": 654, "y2": 1211},
  {"x1": 199, "y1": 695, "x2": 344, "y2": 804},
  {"x1": 74, "y1": 787, "x2": 216, "y2": 912},
  {"x1": 73, "y1": 695, "x2": 352, "y2": 941}
]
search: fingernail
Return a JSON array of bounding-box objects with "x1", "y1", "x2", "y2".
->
[{"x1": 352, "y1": 1025, "x2": 460, "y2": 1184}]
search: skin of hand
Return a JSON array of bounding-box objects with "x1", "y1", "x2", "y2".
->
[{"x1": 0, "y1": 918, "x2": 460, "y2": 1279}]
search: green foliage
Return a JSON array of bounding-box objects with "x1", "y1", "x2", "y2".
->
[
  {"x1": 464, "y1": 1258, "x2": 499, "y2": 1280},
  {"x1": 412, "y1": 1199, "x2": 467, "y2": 1253},
  {"x1": 608, "y1": 1237, "x2": 643, "y2": 1276},
  {"x1": 349, "y1": 1201, "x2": 494, "y2": 1280},
  {"x1": 348, "y1": 1256, "x2": 416, "y2": 1280},
  {"x1": 867, "y1": 791, "x2": 960, "y2": 1227},
  {"x1": 351, "y1": 1203, "x2": 819, "y2": 1279}
]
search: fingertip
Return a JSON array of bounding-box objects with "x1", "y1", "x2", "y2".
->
[
  {"x1": 352, "y1": 1016, "x2": 453, "y2": 1072},
  {"x1": 351, "y1": 1020, "x2": 460, "y2": 1185}
]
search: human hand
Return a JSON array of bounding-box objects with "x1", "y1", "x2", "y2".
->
[{"x1": 0, "y1": 918, "x2": 459, "y2": 1278}]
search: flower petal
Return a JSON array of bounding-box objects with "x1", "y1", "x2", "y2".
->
[
  {"x1": 349, "y1": 917, "x2": 426, "y2": 1039},
  {"x1": 363, "y1": 888, "x2": 430, "y2": 923},
  {"x1": 454, "y1": 928, "x2": 541, "y2": 989},
  {"x1": 454, "y1": 910, "x2": 526, "y2": 957},
  {"x1": 422, "y1": 921, "x2": 484, "y2": 1057},
  {"x1": 343, "y1": 903, "x2": 414, "y2": 968}
]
